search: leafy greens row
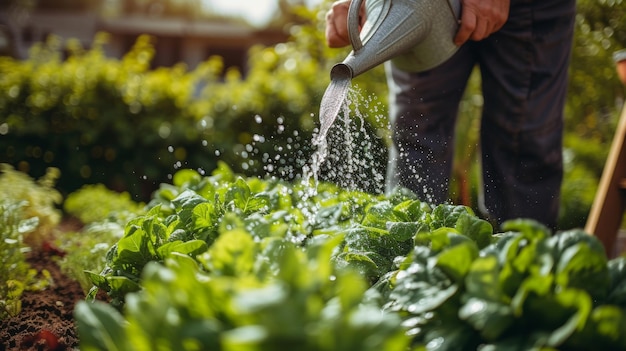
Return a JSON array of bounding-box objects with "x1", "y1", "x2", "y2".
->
[{"x1": 75, "y1": 164, "x2": 626, "y2": 351}]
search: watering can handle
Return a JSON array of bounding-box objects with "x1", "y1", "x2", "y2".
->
[{"x1": 348, "y1": 0, "x2": 365, "y2": 51}]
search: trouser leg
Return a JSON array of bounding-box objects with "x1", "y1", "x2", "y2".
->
[
  {"x1": 478, "y1": 0, "x2": 576, "y2": 230},
  {"x1": 386, "y1": 45, "x2": 476, "y2": 204}
]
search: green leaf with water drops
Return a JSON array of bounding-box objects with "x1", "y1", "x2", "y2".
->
[
  {"x1": 391, "y1": 199, "x2": 431, "y2": 222},
  {"x1": 336, "y1": 251, "x2": 381, "y2": 279},
  {"x1": 434, "y1": 238, "x2": 479, "y2": 283},
  {"x1": 190, "y1": 201, "x2": 221, "y2": 243},
  {"x1": 225, "y1": 177, "x2": 251, "y2": 211},
  {"x1": 205, "y1": 229, "x2": 256, "y2": 276},
  {"x1": 361, "y1": 201, "x2": 397, "y2": 228},
  {"x1": 388, "y1": 255, "x2": 458, "y2": 315},
  {"x1": 414, "y1": 227, "x2": 472, "y2": 253},
  {"x1": 430, "y1": 204, "x2": 471, "y2": 229},
  {"x1": 191, "y1": 201, "x2": 220, "y2": 230},
  {"x1": 172, "y1": 190, "x2": 209, "y2": 227},
  {"x1": 387, "y1": 221, "x2": 427, "y2": 242},
  {"x1": 454, "y1": 212, "x2": 493, "y2": 249},
  {"x1": 343, "y1": 225, "x2": 391, "y2": 252},
  {"x1": 459, "y1": 297, "x2": 515, "y2": 341},
  {"x1": 172, "y1": 168, "x2": 203, "y2": 187},
  {"x1": 465, "y1": 255, "x2": 503, "y2": 302},
  {"x1": 225, "y1": 177, "x2": 270, "y2": 214}
]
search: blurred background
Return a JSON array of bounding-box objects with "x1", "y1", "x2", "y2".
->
[{"x1": 0, "y1": 0, "x2": 625, "y2": 231}]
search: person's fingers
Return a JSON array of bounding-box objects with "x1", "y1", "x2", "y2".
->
[
  {"x1": 325, "y1": 1, "x2": 352, "y2": 48},
  {"x1": 470, "y1": 18, "x2": 489, "y2": 42},
  {"x1": 454, "y1": 9, "x2": 476, "y2": 46},
  {"x1": 454, "y1": 0, "x2": 510, "y2": 46},
  {"x1": 326, "y1": 21, "x2": 350, "y2": 47}
]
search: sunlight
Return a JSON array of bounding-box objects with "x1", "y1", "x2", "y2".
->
[
  {"x1": 203, "y1": 0, "x2": 277, "y2": 26},
  {"x1": 202, "y1": 0, "x2": 323, "y2": 26}
]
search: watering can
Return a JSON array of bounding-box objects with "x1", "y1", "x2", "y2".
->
[{"x1": 330, "y1": 0, "x2": 462, "y2": 80}]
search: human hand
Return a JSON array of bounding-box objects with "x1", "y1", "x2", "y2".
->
[
  {"x1": 454, "y1": 0, "x2": 510, "y2": 46},
  {"x1": 325, "y1": 0, "x2": 365, "y2": 48}
]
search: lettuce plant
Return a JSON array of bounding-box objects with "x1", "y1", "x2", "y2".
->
[
  {"x1": 75, "y1": 236, "x2": 410, "y2": 351},
  {"x1": 386, "y1": 220, "x2": 626, "y2": 350},
  {"x1": 58, "y1": 184, "x2": 147, "y2": 292}
]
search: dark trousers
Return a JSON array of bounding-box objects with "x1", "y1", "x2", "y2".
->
[{"x1": 386, "y1": 0, "x2": 576, "y2": 230}]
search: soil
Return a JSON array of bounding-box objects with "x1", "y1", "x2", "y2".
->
[{"x1": 1, "y1": 221, "x2": 88, "y2": 351}]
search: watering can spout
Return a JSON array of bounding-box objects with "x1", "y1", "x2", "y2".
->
[
  {"x1": 335, "y1": 0, "x2": 461, "y2": 79},
  {"x1": 329, "y1": 62, "x2": 354, "y2": 81}
]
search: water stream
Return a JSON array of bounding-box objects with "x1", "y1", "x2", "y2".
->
[
  {"x1": 303, "y1": 76, "x2": 352, "y2": 192},
  {"x1": 313, "y1": 76, "x2": 352, "y2": 148},
  {"x1": 303, "y1": 77, "x2": 387, "y2": 197}
]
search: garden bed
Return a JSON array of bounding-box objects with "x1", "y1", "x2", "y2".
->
[
  {"x1": 2, "y1": 167, "x2": 626, "y2": 351},
  {"x1": 0, "y1": 219, "x2": 96, "y2": 351},
  {"x1": 1, "y1": 243, "x2": 80, "y2": 350}
]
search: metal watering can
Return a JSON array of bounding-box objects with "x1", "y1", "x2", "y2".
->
[
  {"x1": 330, "y1": 0, "x2": 462, "y2": 80},
  {"x1": 314, "y1": 0, "x2": 461, "y2": 146}
]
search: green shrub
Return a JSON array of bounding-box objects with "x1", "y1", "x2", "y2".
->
[
  {"x1": 0, "y1": 34, "x2": 220, "y2": 199},
  {"x1": 64, "y1": 183, "x2": 146, "y2": 224},
  {"x1": 0, "y1": 3, "x2": 390, "y2": 201}
]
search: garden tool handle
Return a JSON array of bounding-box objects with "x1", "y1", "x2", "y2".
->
[{"x1": 348, "y1": 0, "x2": 365, "y2": 51}]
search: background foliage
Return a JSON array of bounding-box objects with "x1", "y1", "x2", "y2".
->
[{"x1": 0, "y1": 0, "x2": 625, "y2": 230}]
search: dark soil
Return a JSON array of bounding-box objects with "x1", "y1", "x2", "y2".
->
[
  {"x1": 1, "y1": 220, "x2": 89, "y2": 351},
  {"x1": 0, "y1": 245, "x2": 82, "y2": 351}
]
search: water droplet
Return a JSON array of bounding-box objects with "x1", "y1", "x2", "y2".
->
[{"x1": 159, "y1": 123, "x2": 171, "y2": 138}]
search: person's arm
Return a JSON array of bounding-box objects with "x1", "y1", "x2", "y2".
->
[{"x1": 454, "y1": 0, "x2": 510, "y2": 46}]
